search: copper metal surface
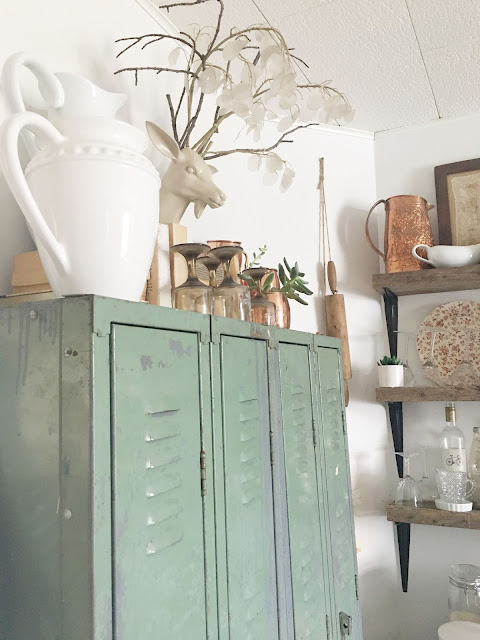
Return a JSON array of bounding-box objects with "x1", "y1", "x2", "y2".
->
[{"x1": 366, "y1": 195, "x2": 434, "y2": 273}]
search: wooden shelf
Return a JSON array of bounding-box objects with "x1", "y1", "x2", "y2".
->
[
  {"x1": 376, "y1": 386, "x2": 480, "y2": 402},
  {"x1": 372, "y1": 265, "x2": 480, "y2": 296},
  {"x1": 387, "y1": 502, "x2": 480, "y2": 530}
]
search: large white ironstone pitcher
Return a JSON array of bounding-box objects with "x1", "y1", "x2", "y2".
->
[
  {"x1": 1, "y1": 51, "x2": 147, "y2": 156},
  {"x1": 0, "y1": 110, "x2": 160, "y2": 301}
]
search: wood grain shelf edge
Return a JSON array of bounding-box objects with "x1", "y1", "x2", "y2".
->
[
  {"x1": 387, "y1": 503, "x2": 480, "y2": 530},
  {"x1": 372, "y1": 265, "x2": 480, "y2": 296},
  {"x1": 376, "y1": 387, "x2": 480, "y2": 402}
]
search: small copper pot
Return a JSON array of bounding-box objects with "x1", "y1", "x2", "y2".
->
[{"x1": 264, "y1": 292, "x2": 291, "y2": 329}]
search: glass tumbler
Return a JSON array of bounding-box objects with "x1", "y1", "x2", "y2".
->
[
  {"x1": 209, "y1": 246, "x2": 252, "y2": 321},
  {"x1": 449, "y1": 564, "x2": 480, "y2": 624},
  {"x1": 170, "y1": 243, "x2": 213, "y2": 314},
  {"x1": 241, "y1": 267, "x2": 277, "y2": 326}
]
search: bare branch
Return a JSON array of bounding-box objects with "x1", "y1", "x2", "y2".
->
[
  {"x1": 115, "y1": 33, "x2": 200, "y2": 58},
  {"x1": 204, "y1": 123, "x2": 318, "y2": 159},
  {"x1": 166, "y1": 94, "x2": 179, "y2": 143},
  {"x1": 192, "y1": 111, "x2": 233, "y2": 153},
  {"x1": 114, "y1": 67, "x2": 198, "y2": 80},
  {"x1": 208, "y1": 0, "x2": 225, "y2": 52},
  {"x1": 180, "y1": 92, "x2": 205, "y2": 147},
  {"x1": 174, "y1": 86, "x2": 186, "y2": 121},
  {"x1": 158, "y1": 0, "x2": 215, "y2": 10}
]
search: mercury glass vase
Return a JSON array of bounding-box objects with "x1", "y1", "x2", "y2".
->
[
  {"x1": 170, "y1": 243, "x2": 213, "y2": 314},
  {"x1": 241, "y1": 267, "x2": 277, "y2": 326},
  {"x1": 209, "y1": 246, "x2": 252, "y2": 321}
]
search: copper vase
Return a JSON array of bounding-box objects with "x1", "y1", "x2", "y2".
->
[
  {"x1": 265, "y1": 292, "x2": 291, "y2": 329},
  {"x1": 365, "y1": 195, "x2": 434, "y2": 273}
]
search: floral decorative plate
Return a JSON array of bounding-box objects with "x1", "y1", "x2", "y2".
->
[{"x1": 416, "y1": 301, "x2": 480, "y2": 385}]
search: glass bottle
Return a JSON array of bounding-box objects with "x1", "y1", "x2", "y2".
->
[
  {"x1": 209, "y1": 246, "x2": 252, "y2": 321},
  {"x1": 468, "y1": 426, "x2": 480, "y2": 509},
  {"x1": 241, "y1": 267, "x2": 277, "y2": 326},
  {"x1": 170, "y1": 243, "x2": 213, "y2": 314},
  {"x1": 440, "y1": 402, "x2": 467, "y2": 472}
]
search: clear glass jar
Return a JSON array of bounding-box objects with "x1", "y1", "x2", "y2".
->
[{"x1": 449, "y1": 564, "x2": 480, "y2": 624}]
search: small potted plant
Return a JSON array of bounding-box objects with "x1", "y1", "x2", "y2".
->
[
  {"x1": 377, "y1": 355, "x2": 404, "y2": 387},
  {"x1": 242, "y1": 256, "x2": 313, "y2": 328}
]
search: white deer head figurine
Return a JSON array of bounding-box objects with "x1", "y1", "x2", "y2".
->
[{"x1": 146, "y1": 121, "x2": 226, "y2": 224}]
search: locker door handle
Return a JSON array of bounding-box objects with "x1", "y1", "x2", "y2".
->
[{"x1": 339, "y1": 611, "x2": 352, "y2": 637}]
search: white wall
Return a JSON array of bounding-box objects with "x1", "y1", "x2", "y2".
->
[{"x1": 375, "y1": 114, "x2": 480, "y2": 640}]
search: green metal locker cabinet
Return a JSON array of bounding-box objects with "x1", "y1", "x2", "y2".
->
[{"x1": 0, "y1": 296, "x2": 361, "y2": 640}]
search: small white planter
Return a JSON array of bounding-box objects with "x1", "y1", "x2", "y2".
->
[{"x1": 378, "y1": 364, "x2": 404, "y2": 387}]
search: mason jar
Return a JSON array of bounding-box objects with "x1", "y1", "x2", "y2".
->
[{"x1": 449, "y1": 564, "x2": 480, "y2": 624}]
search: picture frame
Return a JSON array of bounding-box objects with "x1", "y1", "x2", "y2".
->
[{"x1": 435, "y1": 158, "x2": 480, "y2": 245}]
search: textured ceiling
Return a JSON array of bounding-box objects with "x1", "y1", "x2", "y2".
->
[{"x1": 152, "y1": 0, "x2": 480, "y2": 133}]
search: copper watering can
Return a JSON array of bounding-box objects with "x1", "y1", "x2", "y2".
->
[{"x1": 365, "y1": 195, "x2": 435, "y2": 273}]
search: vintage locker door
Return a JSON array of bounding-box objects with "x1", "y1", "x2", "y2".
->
[
  {"x1": 111, "y1": 322, "x2": 216, "y2": 640},
  {"x1": 276, "y1": 337, "x2": 332, "y2": 640},
  {"x1": 315, "y1": 343, "x2": 361, "y2": 640},
  {"x1": 211, "y1": 320, "x2": 279, "y2": 640}
]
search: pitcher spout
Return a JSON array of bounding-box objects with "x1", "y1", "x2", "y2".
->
[{"x1": 52, "y1": 72, "x2": 127, "y2": 119}]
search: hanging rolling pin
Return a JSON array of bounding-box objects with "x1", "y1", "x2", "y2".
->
[{"x1": 324, "y1": 260, "x2": 352, "y2": 404}]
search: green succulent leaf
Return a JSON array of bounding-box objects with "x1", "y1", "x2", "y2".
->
[
  {"x1": 261, "y1": 272, "x2": 275, "y2": 292},
  {"x1": 278, "y1": 264, "x2": 287, "y2": 285},
  {"x1": 283, "y1": 257, "x2": 291, "y2": 272},
  {"x1": 378, "y1": 355, "x2": 403, "y2": 366}
]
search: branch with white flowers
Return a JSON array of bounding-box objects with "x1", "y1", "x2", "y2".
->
[{"x1": 115, "y1": 0, "x2": 354, "y2": 190}]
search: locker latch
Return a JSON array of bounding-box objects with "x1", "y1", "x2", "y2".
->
[{"x1": 339, "y1": 612, "x2": 352, "y2": 637}]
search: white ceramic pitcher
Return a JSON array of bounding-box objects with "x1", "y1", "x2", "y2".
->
[
  {"x1": 1, "y1": 51, "x2": 146, "y2": 155},
  {"x1": 0, "y1": 111, "x2": 160, "y2": 301}
]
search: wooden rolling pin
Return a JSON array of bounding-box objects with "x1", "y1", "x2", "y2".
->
[{"x1": 324, "y1": 260, "x2": 352, "y2": 405}]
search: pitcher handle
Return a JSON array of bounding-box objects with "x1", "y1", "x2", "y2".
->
[
  {"x1": 466, "y1": 477, "x2": 476, "y2": 499},
  {"x1": 412, "y1": 244, "x2": 433, "y2": 266},
  {"x1": 0, "y1": 112, "x2": 69, "y2": 274},
  {"x1": 1, "y1": 52, "x2": 64, "y2": 159},
  {"x1": 365, "y1": 199, "x2": 386, "y2": 259}
]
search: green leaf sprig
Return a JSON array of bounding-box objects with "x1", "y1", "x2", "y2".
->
[
  {"x1": 377, "y1": 355, "x2": 403, "y2": 366},
  {"x1": 241, "y1": 270, "x2": 275, "y2": 293},
  {"x1": 273, "y1": 258, "x2": 313, "y2": 305},
  {"x1": 247, "y1": 245, "x2": 268, "y2": 269}
]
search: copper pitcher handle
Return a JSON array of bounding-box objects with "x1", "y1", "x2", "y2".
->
[{"x1": 365, "y1": 200, "x2": 386, "y2": 259}]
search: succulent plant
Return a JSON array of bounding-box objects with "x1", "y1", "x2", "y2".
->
[
  {"x1": 377, "y1": 355, "x2": 403, "y2": 366},
  {"x1": 247, "y1": 245, "x2": 268, "y2": 269},
  {"x1": 273, "y1": 258, "x2": 313, "y2": 305}
]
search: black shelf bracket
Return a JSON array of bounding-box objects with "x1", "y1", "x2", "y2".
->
[{"x1": 382, "y1": 287, "x2": 410, "y2": 593}]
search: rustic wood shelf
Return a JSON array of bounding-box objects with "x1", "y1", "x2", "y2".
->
[
  {"x1": 387, "y1": 502, "x2": 480, "y2": 530},
  {"x1": 376, "y1": 386, "x2": 480, "y2": 402},
  {"x1": 372, "y1": 265, "x2": 480, "y2": 296}
]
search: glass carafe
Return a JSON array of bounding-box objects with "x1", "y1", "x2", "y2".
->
[
  {"x1": 209, "y1": 246, "x2": 252, "y2": 321},
  {"x1": 170, "y1": 243, "x2": 213, "y2": 314},
  {"x1": 241, "y1": 267, "x2": 277, "y2": 326}
]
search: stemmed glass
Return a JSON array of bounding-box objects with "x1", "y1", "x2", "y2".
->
[
  {"x1": 417, "y1": 447, "x2": 438, "y2": 503},
  {"x1": 395, "y1": 452, "x2": 419, "y2": 507},
  {"x1": 396, "y1": 331, "x2": 415, "y2": 387},
  {"x1": 417, "y1": 328, "x2": 445, "y2": 387},
  {"x1": 170, "y1": 243, "x2": 213, "y2": 314},
  {"x1": 241, "y1": 267, "x2": 277, "y2": 326},
  {"x1": 448, "y1": 329, "x2": 480, "y2": 388},
  {"x1": 209, "y1": 246, "x2": 252, "y2": 321}
]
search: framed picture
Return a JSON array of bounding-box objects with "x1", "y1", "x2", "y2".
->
[{"x1": 435, "y1": 158, "x2": 480, "y2": 245}]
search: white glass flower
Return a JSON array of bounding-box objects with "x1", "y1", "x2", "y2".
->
[
  {"x1": 168, "y1": 47, "x2": 182, "y2": 66},
  {"x1": 248, "y1": 154, "x2": 262, "y2": 171},
  {"x1": 306, "y1": 90, "x2": 326, "y2": 111},
  {"x1": 198, "y1": 67, "x2": 224, "y2": 94},
  {"x1": 280, "y1": 166, "x2": 295, "y2": 192},
  {"x1": 266, "y1": 153, "x2": 284, "y2": 173},
  {"x1": 222, "y1": 35, "x2": 249, "y2": 61}
]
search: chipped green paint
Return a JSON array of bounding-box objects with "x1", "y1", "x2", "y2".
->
[{"x1": 0, "y1": 296, "x2": 359, "y2": 640}]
